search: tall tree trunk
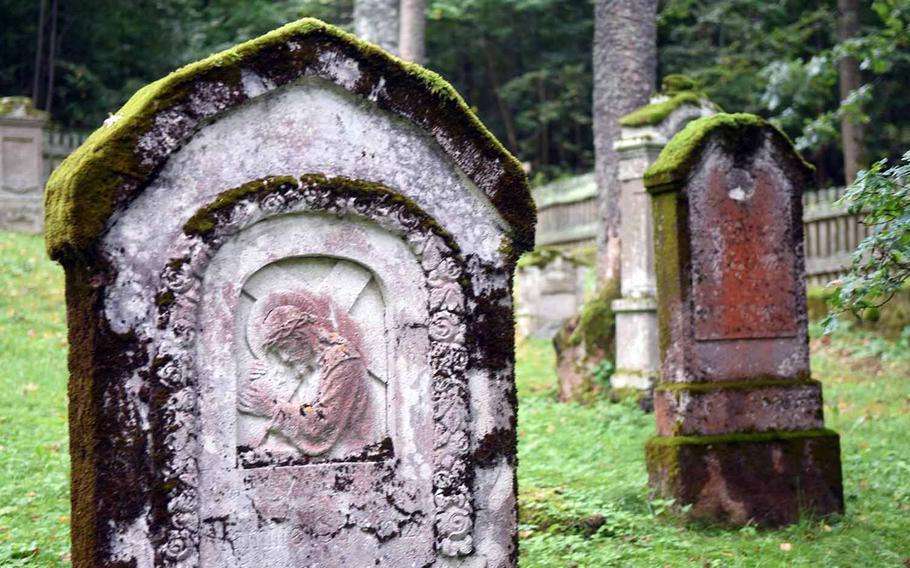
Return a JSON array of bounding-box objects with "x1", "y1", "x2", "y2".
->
[
  {"x1": 838, "y1": 0, "x2": 865, "y2": 184},
  {"x1": 44, "y1": 0, "x2": 59, "y2": 113},
  {"x1": 354, "y1": 0, "x2": 399, "y2": 55},
  {"x1": 399, "y1": 0, "x2": 426, "y2": 65},
  {"x1": 593, "y1": 0, "x2": 658, "y2": 285},
  {"x1": 480, "y1": 37, "x2": 520, "y2": 152},
  {"x1": 32, "y1": 0, "x2": 48, "y2": 106}
]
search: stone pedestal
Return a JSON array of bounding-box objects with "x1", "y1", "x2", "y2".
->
[
  {"x1": 0, "y1": 97, "x2": 47, "y2": 233},
  {"x1": 643, "y1": 113, "x2": 844, "y2": 526},
  {"x1": 610, "y1": 95, "x2": 714, "y2": 394}
]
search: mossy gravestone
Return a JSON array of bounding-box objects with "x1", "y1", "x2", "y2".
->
[
  {"x1": 45, "y1": 19, "x2": 533, "y2": 567},
  {"x1": 643, "y1": 114, "x2": 844, "y2": 526}
]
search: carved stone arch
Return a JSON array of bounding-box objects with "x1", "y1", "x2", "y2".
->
[{"x1": 150, "y1": 176, "x2": 478, "y2": 565}]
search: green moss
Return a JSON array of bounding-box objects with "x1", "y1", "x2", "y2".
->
[
  {"x1": 651, "y1": 191, "x2": 684, "y2": 361},
  {"x1": 44, "y1": 17, "x2": 532, "y2": 261},
  {"x1": 0, "y1": 96, "x2": 48, "y2": 119},
  {"x1": 568, "y1": 278, "x2": 621, "y2": 350},
  {"x1": 655, "y1": 377, "x2": 817, "y2": 394},
  {"x1": 517, "y1": 245, "x2": 593, "y2": 270},
  {"x1": 647, "y1": 428, "x2": 839, "y2": 448},
  {"x1": 661, "y1": 74, "x2": 698, "y2": 94},
  {"x1": 182, "y1": 176, "x2": 297, "y2": 236},
  {"x1": 618, "y1": 92, "x2": 705, "y2": 128},
  {"x1": 643, "y1": 113, "x2": 814, "y2": 194}
]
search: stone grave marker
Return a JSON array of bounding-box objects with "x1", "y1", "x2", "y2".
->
[
  {"x1": 643, "y1": 113, "x2": 844, "y2": 526},
  {"x1": 0, "y1": 97, "x2": 47, "y2": 232},
  {"x1": 45, "y1": 19, "x2": 534, "y2": 567}
]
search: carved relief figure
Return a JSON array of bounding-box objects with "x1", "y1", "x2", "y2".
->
[{"x1": 238, "y1": 291, "x2": 377, "y2": 457}]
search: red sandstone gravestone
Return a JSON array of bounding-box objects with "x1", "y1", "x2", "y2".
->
[
  {"x1": 643, "y1": 113, "x2": 844, "y2": 526},
  {"x1": 45, "y1": 19, "x2": 533, "y2": 567}
]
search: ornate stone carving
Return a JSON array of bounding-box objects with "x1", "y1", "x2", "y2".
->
[{"x1": 152, "y1": 176, "x2": 475, "y2": 564}]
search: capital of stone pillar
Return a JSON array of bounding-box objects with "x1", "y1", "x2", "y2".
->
[{"x1": 0, "y1": 97, "x2": 48, "y2": 233}]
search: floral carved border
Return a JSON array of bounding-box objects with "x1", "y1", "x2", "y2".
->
[{"x1": 150, "y1": 175, "x2": 475, "y2": 565}]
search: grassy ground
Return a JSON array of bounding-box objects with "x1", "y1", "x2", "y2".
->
[{"x1": 1, "y1": 230, "x2": 908, "y2": 566}]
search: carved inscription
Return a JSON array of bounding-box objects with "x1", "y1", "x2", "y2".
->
[{"x1": 691, "y1": 166, "x2": 799, "y2": 341}]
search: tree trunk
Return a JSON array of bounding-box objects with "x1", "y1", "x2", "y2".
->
[
  {"x1": 32, "y1": 0, "x2": 48, "y2": 107},
  {"x1": 592, "y1": 0, "x2": 658, "y2": 285},
  {"x1": 44, "y1": 0, "x2": 58, "y2": 113},
  {"x1": 354, "y1": 0, "x2": 399, "y2": 55},
  {"x1": 399, "y1": 0, "x2": 426, "y2": 65},
  {"x1": 838, "y1": 0, "x2": 865, "y2": 184}
]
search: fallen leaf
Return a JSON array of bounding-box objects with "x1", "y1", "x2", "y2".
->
[{"x1": 780, "y1": 542, "x2": 792, "y2": 551}]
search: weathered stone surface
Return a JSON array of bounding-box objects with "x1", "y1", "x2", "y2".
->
[
  {"x1": 646, "y1": 431, "x2": 844, "y2": 526},
  {"x1": 654, "y1": 381, "x2": 825, "y2": 437},
  {"x1": 643, "y1": 114, "x2": 843, "y2": 526},
  {"x1": 0, "y1": 97, "x2": 47, "y2": 233},
  {"x1": 46, "y1": 19, "x2": 532, "y2": 568}
]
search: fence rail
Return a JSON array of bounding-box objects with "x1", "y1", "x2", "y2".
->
[
  {"x1": 43, "y1": 129, "x2": 88, "y2": 181},
  {"x1": 532, "y1": 175, "x2": 860, "y2": 287}
]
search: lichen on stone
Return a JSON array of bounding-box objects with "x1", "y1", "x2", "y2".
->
[
  {"x1": 643, "y1": 112, "x2": 814, "y2": 194},
  {"x1": 516, "y1": 245, "x2": 592, "y2": 271},
  {"x1": 44, "y1": 17, "x2": 534, "y2": 262}
]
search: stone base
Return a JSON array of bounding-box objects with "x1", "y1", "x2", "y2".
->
[
  {"x1": 645, "y1": 429, "x2": 844, "y2": 526},
  {"x1": 0, "y1": 196, "x2": 43, "y2": 233},
  {"x1": 654, "y1": 379, "x2": 824, "y2": 436}
]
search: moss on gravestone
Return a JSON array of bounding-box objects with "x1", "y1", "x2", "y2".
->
[
  {"x1": 643, "y1": 113, "x2": 814, "y2": 194},
  {"x1": 44, "y1": 17, "x2": 533, "y2": 261},
  {"x1": 0, "y1": 96, "x2": 48, "y2": 119}
]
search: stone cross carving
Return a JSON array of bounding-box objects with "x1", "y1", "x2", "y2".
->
[
  {"x1": 642, "y1": 113, "x2": 844, "y2": 526},
  {"x1": 45, "y1": 19, "x2": 533, "y2": 567}
]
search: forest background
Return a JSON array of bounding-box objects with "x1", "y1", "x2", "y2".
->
[{"x1": 1, "y1": 0, "x2": 908, "y2": 189}]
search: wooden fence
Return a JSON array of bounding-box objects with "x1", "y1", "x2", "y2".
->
[{"x1": 532, "y1": 175, "x2": 860, "y2": 288}]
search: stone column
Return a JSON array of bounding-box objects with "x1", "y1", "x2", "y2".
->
[
  {"x1": 0, "y1": 97, "x2": 47, "y2": 233},
  {"x1": 643, "y1": 113, "x2": 844, "y2": 526},
  {"x1": 610, "y1": 95, "x2": 714, "y2": 393}
]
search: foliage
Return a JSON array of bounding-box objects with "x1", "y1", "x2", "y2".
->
[
  {"x1": 659, "y1": 0, "x2": 910, "y2": 186},
  {"x1": 426, "y1": 0, "x2": 594, "y2": 184},
  {"x1": 823, "y1": 151, "x2": 910, "y2": 333}
]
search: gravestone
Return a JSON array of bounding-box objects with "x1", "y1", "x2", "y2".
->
[
  {"x1": 643, "y1": 114, "x2": 844, "y2": 526},
  {"x1": 46, "y1": 19, "x2": 533, "y2": 567},
  {"x1": 0, "y1": 96, "x2": 47, "y2": 232}
]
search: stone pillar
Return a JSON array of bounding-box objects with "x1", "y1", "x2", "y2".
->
[
  {"x1": 643, "y1": 113, "x2": 844, "y2": 526},
  {"x1": 0, "y1": 97, "x2": 47, "y2": 233},
  {"x1": 610, "y1": 95, "x2": 714, "y2": 393}
]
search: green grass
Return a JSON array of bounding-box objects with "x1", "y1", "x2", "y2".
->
[
  {"x1": 1, "y1": 230, "x2": 909, "y2": 566},
  {"x1": 0, "y1": 231, "x2": 69, "y2": 565}
]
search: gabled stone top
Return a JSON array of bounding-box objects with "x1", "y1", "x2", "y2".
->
[
  {"x1": 44, "y1": 18, "x2": 534, "y2": 261},
  {"x1": 0, "y1": 96, "x2": 48, "y2": 120},
  {"x1": 618, "y1": 75, "x2": 716, "y2": 129},
  {"x1": 643, "y1": 113, "x2": 814, "y2": 194}
]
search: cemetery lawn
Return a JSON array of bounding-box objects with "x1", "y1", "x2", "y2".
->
[{"x1": 0, "y1": 229, "x2": 908, "y2": 567}]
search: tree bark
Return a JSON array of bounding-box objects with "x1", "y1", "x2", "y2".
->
[
  {"x1": 44, "y1": 0, "x2": 58, "y2": 113},
  {"x1": 354, "y1": 0, "x2": 399, "y2": 55},
  {"x1": 32, "y1": 0, "x2": 48, "y2": 107},
  {"x1": 592, "y1": 0, "x2": 658, "y2": 284},
  {"x1": 838, "y1": 0, "x2": 865, "y2": 184},
  {"x1": 399, "y1": 0, "x2": 426, "y2": 65}
]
